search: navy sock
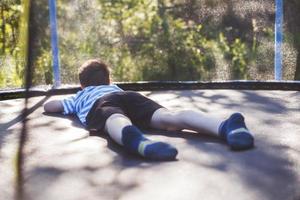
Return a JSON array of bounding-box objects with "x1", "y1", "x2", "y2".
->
[
  {"x1": 219, "y1": 113, "x2": 254, "y2": 150},
  {"x1": 121, "y1": 125, "x2": 178, "y2": 160}
]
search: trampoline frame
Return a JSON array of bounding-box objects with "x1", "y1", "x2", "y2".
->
[{"x1": 0, "y1": 80, "x2": 299, "y2": 101}]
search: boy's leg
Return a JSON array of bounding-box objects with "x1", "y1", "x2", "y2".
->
[
  {"x1": 150, "y1": 108, "x2": 221, "y2": 135},
  {"x1": 150, "y1": 108, "x2": 254, "y2": 150},
  {"x1": 104, "y1": 113, "x2": 178, "y2": 160}
]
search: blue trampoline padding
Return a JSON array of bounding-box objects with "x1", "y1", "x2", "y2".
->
[
  {"x1": 49, "y1": 0, "x2": 61, "y2": 87},
  {"x1": 275, "y1": 0, "x2": 283, "y2": 80}
]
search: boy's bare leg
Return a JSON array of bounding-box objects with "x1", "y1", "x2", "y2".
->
[
  {"x1": 104, "y1": 113, "x2": 178, "y2": 160},
  {"x1": 104, "y1": 113, "x2": 132, "y2": 145},
  {"x1": 150, "y1": 108, "x2": 222, "y2": 135},
  {"x1": 150, "y1": 108, "x2": 254, "y2": 150}
]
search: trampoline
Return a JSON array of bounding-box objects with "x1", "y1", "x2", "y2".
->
[
  {"x1": 1, "y1": 87, "x2": 300, "y2": 200},
  {"x1": 1, "y1": 1, "x2": 300, "y2": 200}
]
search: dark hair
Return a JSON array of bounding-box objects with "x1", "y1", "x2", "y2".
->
[{"x1": 79, "y1": 59, "x2": 110, "y2": 87}]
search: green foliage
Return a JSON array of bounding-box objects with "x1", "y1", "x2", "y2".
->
[
  {"x1": 231, "y1": 38, "x2": 248, "y2": 79},
  {"x1": 89, "y1": 0, "x2": 218, "y2": 81},
  {"x1": 1, "y1": 0, "x2": 300, "y2": 88},
  {"x1": 0, "y1": 0, "x2": 23, "y2": 88},
  {"x1": 33, "y1": 49, "x2": 52, "y2": 85},
  {"x1": 55, "y1": 0, "x2": 262, "y2": 83},
  {"x1": 0, "y1": 66, "x2": 5, "y2": 87}
]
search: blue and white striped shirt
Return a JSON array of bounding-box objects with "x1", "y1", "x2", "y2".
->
[{"x1": 62, "y1": 84, "x2": 123, "y2": 125}]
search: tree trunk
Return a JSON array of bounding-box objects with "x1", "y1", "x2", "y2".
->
[
  {"x1": 294, "y1": 46, "x2": 300, "y2": 80},
  {"x1": 285, "y1": 0, "x2": 300, "y2": 80}
]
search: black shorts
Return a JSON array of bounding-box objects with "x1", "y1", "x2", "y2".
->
[{"x1": 86, "y1": 91, "x2": 164, "y2": 132}]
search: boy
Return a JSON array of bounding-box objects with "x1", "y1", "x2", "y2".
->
[{"x1": 44, "y1": 59, "x2": 254, "y2": 161}]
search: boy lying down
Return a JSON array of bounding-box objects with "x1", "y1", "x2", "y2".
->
[{"x1": 44, "y1": 59, "x2": 254, "y2": 161}]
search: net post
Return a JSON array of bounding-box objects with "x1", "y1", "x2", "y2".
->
[
  {"x1": 274, "y1": 0, "x2": 283, "y2": 80},
  {"x1": 49, "y1": 0, "x2": 61, "y2": 87}
]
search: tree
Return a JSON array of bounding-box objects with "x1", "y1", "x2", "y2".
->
[
  {"x1": 285, "y1": 0, "x2": 300, "y2": 80},
  {"x1": 0, "y1": 0, "x2": 22, "y2": 87}
]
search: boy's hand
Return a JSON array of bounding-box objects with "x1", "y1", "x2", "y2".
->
[{"x1": 44, "y1": 100, "x2": 64, "y2": 113}]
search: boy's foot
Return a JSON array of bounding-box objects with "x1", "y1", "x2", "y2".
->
[
  {"x1": 122, "y1": 125, "x2": 178, "y2": 160},
  {"x1": 138, "y1": 140, "x2": 178, "y2": 160},
  {"x1": 219, "y1": 113, "x2": 254, "y2": 150}
]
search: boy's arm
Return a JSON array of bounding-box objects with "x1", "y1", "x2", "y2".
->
[{"x1": 44, "y1": 100, "x2": 64, "y2": 113}]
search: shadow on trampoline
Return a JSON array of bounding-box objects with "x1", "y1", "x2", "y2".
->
[
  {"x1": 0, "y1": 96, "x2": 49, "y2": 131},
  {"x1": 186, "y1": 137, "x2": 298, "y2": 198},
  {"x1": 0, "y1": 96, "x2": 49, "y2": 150},
  {"x1": 142, "y1": 90, "x2": 300, "y2": 199},
  {"x1": 146, "y1": 89, "x2": 297, "y2": 114},
  {"x1": 1, "y1": 89, "x2": 299, "y2": 200},
  {"x1": 42, "y1": 112, "x2": 84, "y2": 130},
  {"x1": 23, "y1": 130, "x2": 299, "y2": 200}
]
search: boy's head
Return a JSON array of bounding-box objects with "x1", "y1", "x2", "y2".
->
[{"x1": 79, "y1": 59, "x2": 110, "y2": 88}]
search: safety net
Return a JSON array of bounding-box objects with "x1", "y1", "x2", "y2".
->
[{"x1": 1, "y1": 0, "x2": 300, "y2": 90}]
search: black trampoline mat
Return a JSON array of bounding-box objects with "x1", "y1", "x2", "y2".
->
[{"x1": 0, "y1": 90, "x2": 299, "y2": 200}]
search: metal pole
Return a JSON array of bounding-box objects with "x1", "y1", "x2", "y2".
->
[
  {"x1": 275, "y1": 0, "x2": 283, "y2": 80},
  {"x1": 16, "y1": 0, "x2": 32, "y2": 198},
  {"x1": 49, "y1": 0, "x2": 61, "y2": 87}
]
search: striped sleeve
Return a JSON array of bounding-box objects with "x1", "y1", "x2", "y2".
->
[{"x1": 62, "y1": 96, "x2": 76, "y2": 115}]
